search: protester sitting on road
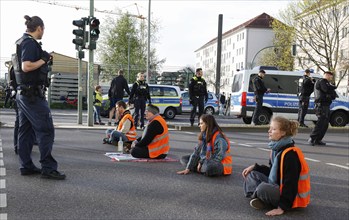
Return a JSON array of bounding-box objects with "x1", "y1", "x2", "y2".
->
[
  {"x1": 130, "y1": 104, "x2": 170, "y2": 159},
  {"x1": 104, "y1": 100, "x2": 137, "y2": 145},
  {"x1": 177, "y1": 114, "x2": 232, "y2": 177},
  {"x1": 242, "y1": 116, "x2": 310, "y2": 216}
]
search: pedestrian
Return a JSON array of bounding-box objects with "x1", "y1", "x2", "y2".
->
[
  {"x1": 177, "y1": 114, "x2": 232, "y2": 177},
  {"x1": 308, "y1": 71, "x2": 337, "y2": 146},
  {"x1": 129, "y1": 72, "x2": 151, "y2": 129},
  {"x1": 8, "y1": 66, "x2": 20, "y2": 154},
  {"x1": 104, "y1": 100, "x2": 137, "y2": 145},
  {"x1": 12, "y1": 15, "x2": 65, "y2": 179},
  {"x1": 189, "y1": 68, "x2": 208, "y2": 126},
  {"x1": 297, "y1": 69, "x2": 315, "y2": 127},
  {"x1": 130, "y1": 104, "x2": 169, "y2": 159},
  {"x1": 93, "y1": 85, "x2": 105, "y2": 125},
  {"x1": 220, "y1": 92, "x2": 226, "y2": 115},
  {"x1": 242, "y1": 116, "x2": 310, "y2": 216},
  {"x1": 108, "y1": 69, "x2": 130, "y2": 126},
  {"x1": 252, "y1": 69, "x2": 270, "y2": 125}
]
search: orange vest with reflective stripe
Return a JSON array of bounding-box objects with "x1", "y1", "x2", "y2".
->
[
  {"x1": 209, "y1": 131, "x2": 232, "y2": 175},
  {"x1": 148, "y1": 115, "x2": 170, "y2": 158},
  {"x1": 280, "y1": 146, "x2": 310, "y2": 208},
  {"x1": 117, "y1": 113, "x2": 137, "y2": 141}
]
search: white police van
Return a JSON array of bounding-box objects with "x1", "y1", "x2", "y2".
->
[
  {"x1": 229, "y1": 67, "x2": 349, "y2": 127},
  {"x1": 101, "y1": 84, "x2": 182, "y2": 119}
]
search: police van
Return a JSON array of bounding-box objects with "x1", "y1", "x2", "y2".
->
[
  {"x1": 229, "y1": 67, "x2": 349, "y2": 127},
  {"x1": 101, "y1": 84, "x2": 182, "y2": 119}
]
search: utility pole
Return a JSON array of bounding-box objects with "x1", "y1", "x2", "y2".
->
[
  {"x1": 146, "y1": 0, "x2": 151, "y2": 83},
  {"x1": 216, "y1": 14, "x2": 223, "y2": 97},
  {"x1": 87, "y1": 0, "x2": 95, "y2": 126}
]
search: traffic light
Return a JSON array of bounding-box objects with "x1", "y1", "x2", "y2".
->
[
  {"x1": 72, "y1": 18, "x2": 87, "y2": 50},
  {"x1": 89, "y1": 17, "x2": 100, "y2": 50}
]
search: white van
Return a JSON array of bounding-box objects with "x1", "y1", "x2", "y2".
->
[{"x1": 229, "y1": 68, "x2": 349, "y2": 127}]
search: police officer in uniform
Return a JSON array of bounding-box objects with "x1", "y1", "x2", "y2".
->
[
  {"x1": 13, "y1": 15, "x2": 65, "y2": 179},
  {"x1": 129, "y1": 72, "x2": 151, "y2": 129},
  {"x1": 297, "y1": 69, "x2": 315, "y2": 127},
  {"x1": 308, "y1": 71, "x2": 337, "y2": 146},
  {"x1": 189, "y1": 68, "x2": 208, "y2": 126},
  {"x1": 252, "y1": 69, "x2": 270, "y2": 125}
]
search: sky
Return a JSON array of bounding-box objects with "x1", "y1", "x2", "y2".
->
[{"x1": 0, "y1": 0, "x2": 295, "y2": 78}]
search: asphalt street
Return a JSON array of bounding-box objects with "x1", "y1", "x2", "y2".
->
[{"x1": 0, "y1": 109, "x2": 348, "y2": 219}]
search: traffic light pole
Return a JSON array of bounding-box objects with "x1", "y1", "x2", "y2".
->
[
  {"x1": 77, "y1": 49, "x2": 84, "y2": 125},
  {"x1": 87, "y1": 0, "x2": 95, "y2": 126}
]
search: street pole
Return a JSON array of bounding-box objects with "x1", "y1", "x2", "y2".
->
[
  {"x1": 146, "y1": 0, "x2": 151, "y2": 83},
  {"x1": 216, "y1": 14, "x2": 223, "y2": 97},
  {"x1": 128, "y1": 34, "x2": 131, "y2": 82},
  {"x1": 77, "y1": 49, "x2": 83, "y2": 124},
  {"x1": 87, "y1": 0, "x2": 94, "y2": 126}
]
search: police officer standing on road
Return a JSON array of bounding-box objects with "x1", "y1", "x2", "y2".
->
[
  {"x1": 298, "y1": 69, "x2": 315, "y2": 127},
  {"x1": 189, "y1": 68, "x2": 208, "y2": 126},
  {"x1": 252, "y1": 69, "x2": 270, "y2": 125},
  {"x1": 308, "y1": 71, "x2": 337, "y2": 146},
  {"x1": 129, "y1": 72, "x2": 151, "y2": 129},
  {"x1": 13, "y1": 15, "x2": 65, "y2": 180},
  {"x1": 108, "y1": 69, "x2": 130, "y2": 126}
]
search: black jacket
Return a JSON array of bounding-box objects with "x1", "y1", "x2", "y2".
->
[
  {"x1": 108, "y1": 75, "x2": 130, "y2": 99},
  {"x1": 253, "y1": 76, "x2": 268, "y2": 95},
  {"x1": 314, "y1": 79, "x2": 337, "y2": 105},
  {"x1": 300, "y1": 75, "x2": 315, "y2": 97}
]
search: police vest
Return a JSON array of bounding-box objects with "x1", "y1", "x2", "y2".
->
[
  {"x1": 135, "y1": 81, "x2": 149, "y2": 97},
  {"x1": 192, "y1": 76, "x2": 207, "y2": 96},
  {"x1": 117, "y1": 113, "x2": 137, "y2": 141},
  {"x1": 280, "y1": 146, "x2": 311, "y2": 208},
  {"x1": 12, "y1": 34, "x2": 49, "y2": 86},
  {"x1": 208, "y1": 131, "x2": 233, "y2": 175},
  {"x1": 148, "y1": 115, "x2": 170, "y2": 158}
]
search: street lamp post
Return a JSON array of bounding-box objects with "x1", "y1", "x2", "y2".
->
[{"x1": 127, "y1": 34, "x2": 131, "y2": 82}]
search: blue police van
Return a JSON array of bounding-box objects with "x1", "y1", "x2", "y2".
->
[
  {"x1": 101, "y1": 84, "x2": 182, "y2": 119},
  {"x1": 229, "y1": 68, "x2": 349, "y2": 127}
]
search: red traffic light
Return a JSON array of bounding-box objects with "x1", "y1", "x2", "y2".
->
[{"x1": 90, "y1": 19, "x2": 100, "y2": 27}]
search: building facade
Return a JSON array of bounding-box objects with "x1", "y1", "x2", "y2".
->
[{"x1": 194, "y1": 13, "x2": 276, "y2": 94}]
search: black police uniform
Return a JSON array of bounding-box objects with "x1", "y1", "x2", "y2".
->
[
  {"x1": 252, "y1": 75, "x2": 268, "y2": 125},
  {"x1": 129, "y1": 80, "x2": 151, "y2": 128},
  {"x1": 298, "y1": 75, "x2": 315, "y2": 125},
  {"x1": 13, "y1": 33, "x2": 63, "y2": 178},
  {"x1": 309, "y1": 78, "x2": 337, "y2": 145},
  {"x1": 189, "y1": 76, "x2": 208, "y2": 126}
]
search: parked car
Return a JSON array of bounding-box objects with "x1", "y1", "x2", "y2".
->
[
  {"x1": 180, "y1": 91, "x2": 219, "y2": 115},
  {"x1": 229, "y1": 68, "x2": 349, "y2": 126},
  {"x1": 101, "y1": 84, "x2": 182, "y2": 119}
]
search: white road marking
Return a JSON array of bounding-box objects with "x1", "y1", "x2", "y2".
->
[
  {"x1": 0, "y1": 194, "x2": 7, "y2": 208},
  {"x1": 0, "y1": 213, "x2": 7, "y2": 220},
  {"x1": 305, "y1": 158, "x2": 320, "y2": 162},
  {"x1": 0, "y1": 153, "x2": 3, "y2": 158},
  {"x1": 0, "y1": 168, "x2": 5, "y2": 176},
  {"x1": 258, "y1": 148, "x2": 270, "y2": 152},
  {"x1": 0, "y1": 160, "x2": 3, "y2": 166},
  {"x1": 0, "y1": 180, "x2": 5, "y2": 189},
  {"x1": 326, "y1": 163, "x2": 349, "y2": 170},
  {"x1": 184, "y1": 132, "x2": 196, "y2": 135},
  {"x1": 238, "y1": 143, "x2": 252, "y2": 147}
]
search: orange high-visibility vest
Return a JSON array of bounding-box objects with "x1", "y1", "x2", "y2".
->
[
  {"x1": 148, "y1": 115, "x2": 170, "y2": 158},
  {"x1": 117, "y1": 113, "x2": 137, "y2": 141},
  {"x1": 280, "y1": 146, "x2": 310, "y2": 208},
  {"x1": 209, "y1": 131, "x2": 232, "y2": 175}
]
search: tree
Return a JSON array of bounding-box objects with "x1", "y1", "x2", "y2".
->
[
  {"x1": 98, "y1": 13, "x2": 165, "y2": 82},
  {"x1": 279, "y1": 0, "x2": 349, "y2": 85},
  {"x1": 258, "y1": 19, "x2": 295, "y2": 71}
]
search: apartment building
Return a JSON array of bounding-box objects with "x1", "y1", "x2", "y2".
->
[{"x1": 194, "y1": 13, "x2": 277, "y2": 94}]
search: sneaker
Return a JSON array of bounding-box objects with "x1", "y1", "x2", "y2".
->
[
  {"x1": 190, "y1": 121, "x2": 194, "y2": 127},
  {"x1": 299, "y1": 123, "x2": 309, "y2": 128},
  {"x1": 107, "y1": 122, "x2": 111, "y2": 126},
  {"x1": 41, "y1": 170, "x2": 66, "y2": 180},
  {"x1": 20, "y1": 167, "x2": 42, "y2": 175},
  {"x1": 250, "y1": 198, "x2": 265, "y2": 210},
  {"x1": 94, "y1": 122, "x2": 99, "y2": 125},
  {"x1": 103, "y1": 138, "x2": 109, "y2": 144},
  {"x1": 99, "y1": 122, "x2": 105, "y2": 125}
]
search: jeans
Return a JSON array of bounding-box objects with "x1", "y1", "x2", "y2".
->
[
  {"x1": 93, "y1": 105, "x2": 102, "y2": 123},
  {"x1": 243, "y1": 170, "x2": 280, "y2": 208},
  {"x1": 181, "y1": 155, "x2": 224, "y2": 176},
  {"x1": 105, "y1": 129, "x2": 128, "y2": 143}
]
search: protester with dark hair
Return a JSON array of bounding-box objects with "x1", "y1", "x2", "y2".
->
[
  {"x1": 189, "y1": 68, "x2": 208, "y2": 126},
  {"x1": 252, "y1": 69, "x2": 270, "y2": 125},
  {"x1": 130, "y1": 104, "x2": 169, "y2": 159},
  {"x1": 13, "y1": 15, "x2": 65, "y2": 180},
  {"x1": 177, "y1": 114, "x2": 232, "y2": 176},
  {"x1": 242, "y1": 116, "x2": 310, "y2": 216},
  {"x1": 108, "y1": 69, "x2": 130, "y2": 126}
]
